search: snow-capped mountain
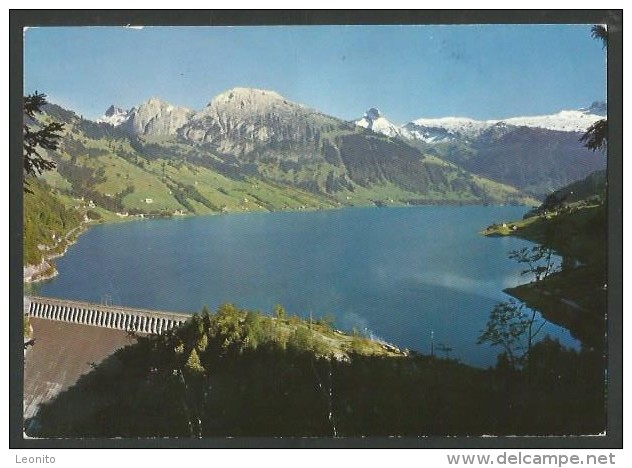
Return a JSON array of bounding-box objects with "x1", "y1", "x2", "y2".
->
[
  {"x1": 502, "y1": 109, "x2": 603, "y2": 133},
  {"x1": 97, "y1": 105, "x2": 131, "y2": 126},
  {"x1": 358, "y1": 102, "x2": 606, "y2": 143},
  {"x1": 57, "y1": 88, "x2": 605, "y2": 203},
  {"x1": 355, "y1": 108, "x2": 406, "y2": 138},
  {"x1": 403, "y1": 117, "x2": 495, "y2": 143}
]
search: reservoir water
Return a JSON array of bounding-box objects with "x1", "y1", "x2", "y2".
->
[{"x1": 35, "y1": 206, "x2": 580, "y2": 367}]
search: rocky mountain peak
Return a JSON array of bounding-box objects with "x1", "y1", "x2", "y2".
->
[
  {"x1": 365, "y1": 108, "x2": 382, "y2": 121},
  {"x1": 212, "y1": 87, "x2": 285, "y2": 104},
  {"x1": 104, "y1": 105, "x2": 125, "y2": 117},
  {"x1": 179, "y1": 87, "x2": 334, "y2": 155},
  {"x1": 124, "y1": 98, "x2": 193, "y2": 137},
  {"x1": 202, "y1": 87, "x2": 302, "y2": 120}
]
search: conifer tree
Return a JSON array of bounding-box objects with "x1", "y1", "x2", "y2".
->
[{"x1": 23, "y1": 92, "x2": 65, "y2": 192}]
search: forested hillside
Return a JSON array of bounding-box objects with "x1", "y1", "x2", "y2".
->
[
  {"x1": 27, "y1": 304, "x2": 605, "y2": 437},
  {"x1": 483, "y1": 170, "x2": 607, "y2": 349},
  {"x1": 23, "y1": 177, "x2": 82, "y2": 266}
]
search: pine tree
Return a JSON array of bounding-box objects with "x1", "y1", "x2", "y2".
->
[
  {"x1": 23, "y1": 92, "x2": 65, "y2": 192},
  {"x1": 185, "y1": 348, "x2": 205, "y2": 374},
  {"x1": 580, "y1": 26, "x2": 608, "y2": 154}
]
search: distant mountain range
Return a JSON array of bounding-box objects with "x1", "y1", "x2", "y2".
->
[
  {"x1": 33, "y1": 87, "x2": 605, "y2": 220},
  {"x1": 355, "y1": 101, "x2": 606, "y2": 143},
  {"x1": 353, "y1": 101, "x2": 606, "y2": 196}
]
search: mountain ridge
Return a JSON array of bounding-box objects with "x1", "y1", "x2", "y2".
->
[
  {"x1": 355, "y1": 102, "x2": 607, "y2": 143},
  {"x1": 38, "y1": 91, "x2": 539, "y2": 224},
  {"x1": 99, "y1": 91, "x2": 605, "y2": 142},
  {"x1": 40, "y1": 87, "x2": 604, "y2": 219}
]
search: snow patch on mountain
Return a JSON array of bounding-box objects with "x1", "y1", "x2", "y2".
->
[
  {"x1": 404, "y1": 117, "x2": 496, "y2": 142},
  {"x1": 97, "y1": 105, "x2": 130, "y2": 126},
  {"x1": 502, "y1": 110, "x2": 603, "y2": 133},
  {"x1": 359, "y1": 102, "x2": 606, "y2": 143},
  {"x1": 355, "y1": 108, "x2": 407, "y2": 138}
]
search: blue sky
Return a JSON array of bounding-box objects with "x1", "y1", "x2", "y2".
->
[{"x1": 24, "y1": 25, "x2": 606, "y2": 124}]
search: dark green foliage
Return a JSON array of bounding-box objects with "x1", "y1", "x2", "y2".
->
[
  {"x1": 337, "y1": 134, "x2": 443, "y2": 192},
  {"x1": 28, "y1": 309, "x2": 605, "y2": 437},
  {"x1": 477, "y1": 300, "x2": 549, "y2": 371},
  {"x1": 129, "y1": 137, "x2": 160, "y2": 160},
  {"x1": 23, "y1": 178, "x2": 82, "y2": 265},
  {"x1": 506, "y1": 204, "x2": 607, "y2": 349},
  {"x1": 85, "y1": 209, "x2": 102, "y2": 220},
  {"x1": 480, "y1": 239, "x2": 559, "y2": 370},
  {"x1": 494, "y1": 163, "x2": 608, "y2": 357},
  {"x1": 516, "y1": 25, "x2": 607, "y2": 196},
  {"x1": 498, "y1": 338, "x2": 605, "y2": 435},
  {"x1": 243, "y1": 311, "x2": 269, "y2": 349},
  {"x1": 54, "y1": 156, "x2": 134, "y2": 213},
  {"x1": 468, "y1": 127, "x2": 604, "y2": 197},
  {"x1": 287, "y1": 326, "x2": 313, "y2": 351},
  {"x1": 321, "y1": 139, "x2": 342, "y2": 166},
  {"x1": 169, "y1": 186, "x2": 195, "y2": 212},
  {"x1": 23, "y1": 93, "x2": 64, "y2": 191},
  {"x1": 591, "y1": 25, "x2": 608, "y2": 48},
  {"x1": 533, "y1": 169, "x2": 606, "y2": 216},
  {"x1": 508, "y1": 244, "x2": 559, "y2": 282},
  {"x1": 580, "y1": 119, "x2": 608, "y2": 153},
  {"x1": 40, "y1": 102, "x2": 77, "y2": 124},
  {"x1": 76, "y1": 118, "x2": 128, "y2": 140},
  {"x1": 166, "y1": 180, "x2": 220, "y2": 213},
  {"x1": 325, "y1": 171, "x2": 353, "y2": 193},
  {"x1": 274, "y1": 304, "x2": 286, "y2": 320}
]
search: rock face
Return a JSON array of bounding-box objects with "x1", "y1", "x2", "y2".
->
[
  {"x1": 124, "y1": 98, "x2": 193, "y2": 137},
  {"x1": 88, "y1": 89, "x2": 605, "y2": 200},
  {"x1": 179, "y1": 87, "x2": 336, "y2": 156}
]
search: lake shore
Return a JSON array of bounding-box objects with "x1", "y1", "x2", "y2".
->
[
  {"x1": 25, "y1": 199, "x2": 533, "y2": 285},
  {"x1": 35, "y1": 204, "x2": 569, "y2": 368},
  {"x1": 23, "y1": 222, "x2": 91, "y2": 284},
  {"x1": 481, "y1": 204, "x2": 607, "y2": 350}
]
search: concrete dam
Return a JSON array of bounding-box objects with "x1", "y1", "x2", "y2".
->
[
  {"x1": 23, "y1": 296, "x2": 193, "y2": 434},
  {"x1": 24, "y1": 295, "x2": 191, "y2": 334}
]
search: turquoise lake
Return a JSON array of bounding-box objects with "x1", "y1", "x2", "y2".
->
[{"x1": 35, "y1": 205, "x2": 580, "y2": 367}]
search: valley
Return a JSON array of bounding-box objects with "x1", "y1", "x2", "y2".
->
[
  {"x1": 25, "y1": 88, "x2": 606, "y2": 290},
  {"x1": 18, "y1": 20, "x2": 613, "y2": 440},
  {"x1": 41, "y1": 88, "x2": 605, "y2": 217}
]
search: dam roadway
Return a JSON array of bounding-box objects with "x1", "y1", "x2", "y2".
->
[{"x1": 23, "y1": 296, "x2": 192, "y2": 435}]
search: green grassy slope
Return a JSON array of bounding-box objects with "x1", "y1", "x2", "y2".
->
[{"x1": 35, "y1": 102, "x2": 537, "y2": 219}]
